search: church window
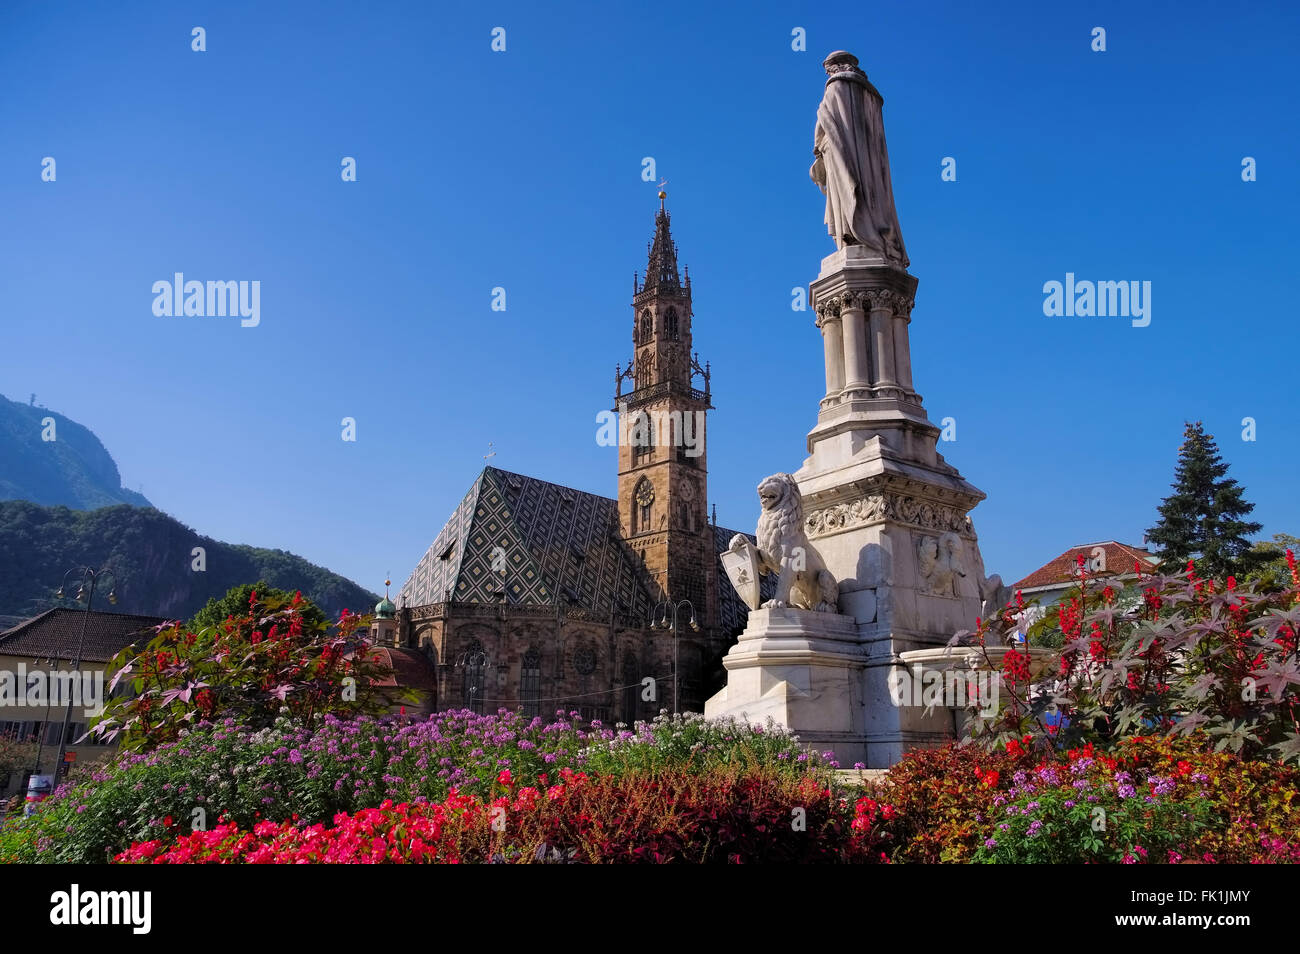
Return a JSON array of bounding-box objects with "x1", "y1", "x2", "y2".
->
[
  {"x1": 462, "y1": 639, "x2": 487, "y2": 714},
  {"x1": 639, "y1": 312, "x2": 652, "y2": 344},
  {"x1": 666, "y1": 308, "x2": 679, "y2": 341},
  {"x1": 520, "y1": 648, "x2": 541, "y2": 720},
  {"x1": 622, "y1": 654, "x2": 639, "y2": 725}
]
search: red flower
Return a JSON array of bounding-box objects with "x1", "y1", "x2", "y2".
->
[{"x1": 496, "y1": 769, "x2": 513, "y2": 787}]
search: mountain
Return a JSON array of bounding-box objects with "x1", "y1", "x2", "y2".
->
[
  {"x1": 0, "y1": 501, "x2": 379, "y2": 623},
  {"x1": 0, "y1": 392, "x2": 152, "y2": 509}
]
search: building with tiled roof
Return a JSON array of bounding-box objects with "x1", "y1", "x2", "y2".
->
[
  {"x1": 0, "y1": 608, "x2": 167, "y2": 663},
  {"x1": 1013, "y1": 541, "x2": 1162, "y2": 612},
  {"x1": 392, "y1": 202, "x2": 769, "y2": 722},
  {"x1": 0, "y1": 609, "x2": 167, "y2": 796}
]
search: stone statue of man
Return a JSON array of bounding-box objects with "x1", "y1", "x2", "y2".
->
[{"x1": 810, "y1": 51, "x2": 909, "y2": 268}]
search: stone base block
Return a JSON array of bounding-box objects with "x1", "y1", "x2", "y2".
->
[{"x1": 704, "y1": 607, "x2": 869, "y2": 766}]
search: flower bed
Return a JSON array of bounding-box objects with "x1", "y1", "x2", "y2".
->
[
  {"x1": 870, "y1": 736, "x2": 1298, "y2": 863},
  {"x1": 115, "y1": 770, "x2": 892, "y2": 864},
  {"x1": 0, "y1": 710, "x2": 838, "y2": 864},
  {"x1": 4, "y1": 708, "x2": 1295, "y2": 864}
]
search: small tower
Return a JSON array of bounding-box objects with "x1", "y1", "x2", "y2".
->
[
  {"x1": 615, "y1": 193, "x2": 719, "y2": 634},
  {"x1": 372, "y1": 579, "x2": 398, "y2": 647}
]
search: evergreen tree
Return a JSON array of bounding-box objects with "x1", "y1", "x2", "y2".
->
[{"x1": 1146, "y1": 421, "x2": 1263, "y2": 577}]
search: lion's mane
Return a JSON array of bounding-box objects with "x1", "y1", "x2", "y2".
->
[{"x1": 756, "y1": 474, "x2": 804, "y2": 555}]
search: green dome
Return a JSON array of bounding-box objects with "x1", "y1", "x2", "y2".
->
[{"x1": 375, "y1": 596, "x2": 396, "y2": 619}]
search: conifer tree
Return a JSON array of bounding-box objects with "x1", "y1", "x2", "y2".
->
[{"x1": 1146, "y1": 421, "x2": 1263, "y2": 577}]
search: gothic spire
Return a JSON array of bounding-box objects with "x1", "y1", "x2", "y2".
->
[{"x1": 640, "y1": 206, "x2": 682, "y2": 296}]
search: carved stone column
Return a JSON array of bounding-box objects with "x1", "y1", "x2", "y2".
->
[
  {"x1": 839, "y1": 291, "x2": 870, "y2": 391},
  {"x1": 891, "y1": 293, "x2": 915, "y2": 392},
  {"x1": 815, "y1": 301, "x2": 845, "y2": 402},
  {"x1": 866, "y1": 289, "x2": 896, "y2": 389}
]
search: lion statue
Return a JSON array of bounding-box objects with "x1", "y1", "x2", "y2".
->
[{"x1": 729, "y1": 473, "x2": 838, "y2": 612}]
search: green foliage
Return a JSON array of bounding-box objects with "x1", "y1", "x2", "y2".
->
[
  {"x1": 189, "y1": 581, "x2": 325, "y2": 632},
  {"x1": 90, "y1": 589, "x2": 395, "y2": 752},
  {"x1": 0, "y1": 500, "x2": 377, "y2": 621},
  {"x1": 1146, "y1": 420, "x2": 1264, "y2": 578},
  {"x1": 967, "y1": 562, "x2": 1300, "y2": 764},
  {"x1": 1249, "y1": 533, "x2": 1300, "y2": 592},
  {"x1": 0, "y1": 733, "x2": 38, "y2": 784}
]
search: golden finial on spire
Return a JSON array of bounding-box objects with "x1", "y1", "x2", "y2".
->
[{"x1": 657, "y1": 178, "x2": 668, "y2": 209}]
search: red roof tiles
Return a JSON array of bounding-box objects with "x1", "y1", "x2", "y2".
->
[{"x1": 1013, "y1": 542, "x2": 1160, "y2": 590}]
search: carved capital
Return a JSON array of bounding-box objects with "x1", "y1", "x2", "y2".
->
[
  {"x1": 840, "y1": 289, "x2": 868, "y2": 312},
  {"x1": 863, "y1": 288, "x2": 894, "y2": 312},
  {"x1": 815, "y1": 297, "x2": 843, "y2": 322}
]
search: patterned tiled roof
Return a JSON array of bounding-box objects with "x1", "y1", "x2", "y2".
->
[
  {"x1": 398, "y1": 467, "x2": 761, "y2": 634},
  {"x1": 1013, "y1": 541, "x2": 1161, "y2": 590},
  {"x1": 0, "y1": 608, "x2": 169, "y2": 663}
]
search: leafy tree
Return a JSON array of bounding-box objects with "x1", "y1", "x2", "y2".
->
[
  {"x1": 962, "y1": 562, "x2": 1300, "y2": 765},
  {"x1": 1146, "y1": 421, "x2": 1264, "y2": 578},
  {"x1": 91, "y1": 589, "x2": 400, "y2": 751},
  {"x1": 1248, "y1": 533, "x2": 1300, "y2": 592},
  {"x1": 0, "y1": 733, "x2": 38, "y2": 786},
  {"x1": 190, "y1": 581, "x2": 325, "y2": 632}
]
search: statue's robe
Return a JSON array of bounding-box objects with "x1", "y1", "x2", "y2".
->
[{"x1": 811, "y1": 71, "x2": 909, "y2": 267}]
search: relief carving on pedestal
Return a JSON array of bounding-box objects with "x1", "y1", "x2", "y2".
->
[
  {"x1": 805, "y1": 492, "x2": 970, "y2": 539},
  {"x1": 918, "y1": 531, "x2": 966, "y2": 598}
]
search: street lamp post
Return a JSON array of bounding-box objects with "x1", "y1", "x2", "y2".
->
[
  {"x1": 30, "y1": 646, "x2": 72, "y2": 779},
  {"x1": 453, "y1": 649, "x2": 493, "y2": 713},
  {"x1": 52, "y1": 565, "x2": 118, "y2": 781},
  {"x1": 649, "y1": 600, "x2": 698, "y2": 714}
]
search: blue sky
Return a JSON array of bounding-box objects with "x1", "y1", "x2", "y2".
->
[{"x1": 1, "y1": 0, "x2": 1297, "y2": 597}]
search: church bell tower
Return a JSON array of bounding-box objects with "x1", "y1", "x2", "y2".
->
[{"x1": 615, "y1": 194, "x2": 718, "y2": 632}]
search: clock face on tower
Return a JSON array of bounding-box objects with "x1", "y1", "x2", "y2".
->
[
  {"x1": 636, "y1": 480, "x2": 654, "y2": 506},
  {"x1": 680, "y1": 481, "x2": 695, "y2": 502}
]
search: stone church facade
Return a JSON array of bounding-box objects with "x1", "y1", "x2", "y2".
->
[{"x1": 390, "y1": 203, "x2": 768, "y2": 722}]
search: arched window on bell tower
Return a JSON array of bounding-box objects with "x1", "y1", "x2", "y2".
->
[
  {"x1": 639, "y1": 311, "x2": 652, "y2": 344},
  {"x1": 666, "y1": 307, "x2": 679, "y2": 341}
]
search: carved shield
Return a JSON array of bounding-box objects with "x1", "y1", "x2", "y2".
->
[{"x1": 721, "y1": 539, "x2": 763, "y2": 610}]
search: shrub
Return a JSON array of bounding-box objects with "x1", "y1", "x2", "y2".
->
[
  {"x1": 961, "y1": 556, "x2": 1300, "y2": 763},
  {"x1": 90, "y1": 588, "x2": 397, "y2": 751},
  {"x1": 870, "y1": 736, "x2": 1297, "y2": 864}
]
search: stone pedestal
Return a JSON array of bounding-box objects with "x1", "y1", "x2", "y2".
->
[
  {"x1": 789, "y1": 249, "x2": 995, "y2": 768},
  {"x1": 704, "y1": 607, "x2": 869, "y2": 766}
]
